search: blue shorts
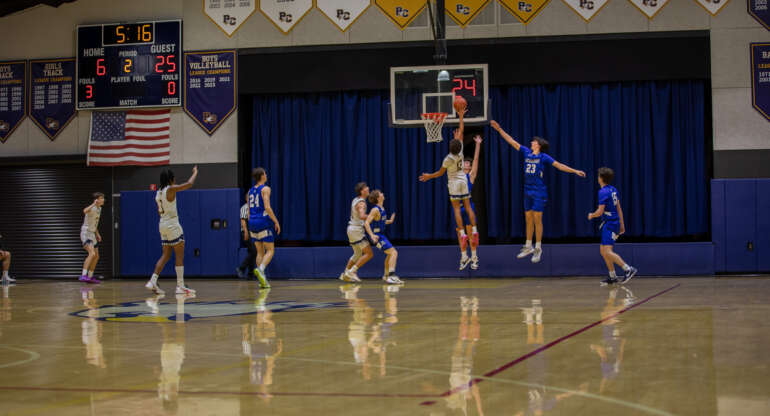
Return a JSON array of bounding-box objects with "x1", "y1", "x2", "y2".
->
[
  {"x1": 369, "y1": 234, "x2": 393, "y2": 251},
  {"x1": 460, "y1": 202, "x2": 475, "y2": 225},
  {"x1": 249, "y1": 219, "x2": 275, "y2": 243},
  {"x1": 523, "y1": 189, "x2": 547, "y2": 212},
  {"x1": 600, "y1": 222, "x2": 620, "y2": 246}
]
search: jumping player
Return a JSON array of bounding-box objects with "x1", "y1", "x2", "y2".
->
[
  {"x1": 79, "y1": 193, "x2": 105, "y2": 284},
  {"x1": 0, "y1": 233, "x2": 13, "y2": 284},
  {"x1": 145, "y1": 166, "x2": 198, "y2": 296},
  {"x1": 248, "y1": 168, "x2": 281, "y2": 289},
  {"x1": 340, "y1": 182, "x2": 373, "y2": 282},
  {"x1": 588, "y1": 167, "x2": 637, "y2": 286},
  {"x1": 460, "y1": 135, "x2": 483, "y2": 270},
  {"x1": 363, "y1": 190, "x2": 402, "y2": 285},
  {"x1": 490, "y1": 120, "x2": 586, "y2": 263}
]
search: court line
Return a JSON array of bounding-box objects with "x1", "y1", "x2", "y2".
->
[
  {"x1": 424, "y1": 283, "x2": 681, "y2": 405},
  {"x1": 0, "y1": 346, "x2": 40, "y2": 369}
]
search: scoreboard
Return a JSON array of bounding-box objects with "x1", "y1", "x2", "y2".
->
[{"x1": 76, "y1": 20, "x2": 181, "y2": 110}]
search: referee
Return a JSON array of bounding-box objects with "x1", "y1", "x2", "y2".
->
[{"x1": 237, "y1": 200, "x2": 257, "y2": 279}]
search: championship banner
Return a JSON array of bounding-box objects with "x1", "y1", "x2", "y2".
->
[
  {"x1": 561, "y1": 0, "x2": 610, "y2": 21},
  {"x1": 184, "y1": 51, "x2": 237, "y2": 136},
  {"x1": 29, "y1": 58, "x2": 76, "y2": 141},
  {"x1": 628, "y1": 0, "x2": 670, "y2": 18},
  {"x1": 260, "y1": 0, "x2": 313, "y2": 34},
  {"x1": 694, "y1": 0, "x2": 730, "y2": 16},
  {"x1": 751, "y1": 43, "x2": 770, "y2": 122},
  {"x1": 749, "y1": 0, "x2": 770, "y2": 30},
  {"x1": 204, "y1": 0, "x2": 256, "y2": 37},
  {"x1": 498, "y1": 0, "x2": 551, "y2": 24},
  {"x1": 0, "y1": 61, "x2": 27, "y2": 144},
  {"x1": 375, "y1": 0, "x2": 428, "y2": 29},
  {"x1": 317, "y1": 0, "x2": 371, "y2": 32},
  {"x1": 446, "y1": 0, "x2": 491, "y2": 27}
]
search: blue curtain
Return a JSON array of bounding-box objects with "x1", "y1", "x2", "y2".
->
[{"x1": 251, "y1": 81, "x2": 707, "y2": 242}]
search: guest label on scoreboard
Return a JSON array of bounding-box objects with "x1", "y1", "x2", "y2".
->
[
  {"x1": 628, "y1": 0, "x2": 670, "y2": 19},
  {"x1": 749, "y1": 0, "x2": 770, "y2": 30},
  {"x1": 445, "y1": 0, "x2": 491, "y2": 27},
  {"x1": 694, "y1": 0, "x2": 729, "y2": 16},
  {"x1": 204, "y1": 0, "x2": 256, "y2": 37},
  {"x1": 497, "y1": 0, "x2": 551, "y2": 24},
  {"x1": 0, "y1": 61, "x2": 27, "y2": 144},
  {"x1": 375, "y1": 0, "x2": 428, "y2": 29},
  {"x1": 751, "y1": 43, "x2": 770, "y2": 122},
  {"x1": 260, "y1": 0, "x2": 313, "y2": 34},
  {"x1": 316, "y1": 0, "x2": 371, "y2": 32},
  {"x1": 561, "y1": 0, "x2": 610, "y2": 21},
  {"x1": 29, "y1": 59, "x2": 76, "y2": 141},
  {"x1": 184, "y1": 51, "x2": 237, "y2": 135}
]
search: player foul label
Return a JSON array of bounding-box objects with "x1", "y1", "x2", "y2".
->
[{"x1": 260, "y1": 0, "x2": 313, "y2": 34}]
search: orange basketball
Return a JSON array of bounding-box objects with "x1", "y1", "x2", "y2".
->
[{"x1": 453, "y1": 95, "x2": 467, "y2": 112}]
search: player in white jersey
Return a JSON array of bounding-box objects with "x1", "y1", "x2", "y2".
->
[
  {"x1": 340, "y1": 182, "x2": 374, "y2": 282},
  {"x1": 79, "y1": 193, "x2": 105, "y2": 284},
  {"x1": 0, "y1": 233, "x2": 14, "y2": 285},
  {"x1": 145, "y1": 166, "x2": 198, "y2": 296}
]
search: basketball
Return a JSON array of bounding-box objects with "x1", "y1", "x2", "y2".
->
[{"x1": 453, "y1": 95, "x2": 467, "y2": 112}]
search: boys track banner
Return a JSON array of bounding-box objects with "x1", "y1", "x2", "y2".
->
[
  {"x1": 751, "y1": 43, "x2": 770, "y2": 122},
  {"x1": 0, "y1": 61, "x2": 27, "y2": 144},
  {"x1": 29, "y1": 58, "x2": 76, "y2": 141},
  {"x1": 184, "y1": 50, "x2": 237, "y2": 136}
]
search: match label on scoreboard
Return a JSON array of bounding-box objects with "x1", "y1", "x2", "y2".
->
[
  {"x1": 694, "y1": 0, "x2": 729, "y2": 16},
  {"x1": 628, "y1": 0, "x2": 670, "y2": 19},
  {"x1": 260, "y1": 0, "x2": 313, "y2": 34},
  {"x1": 0, "y1": 61, "x2": 27, "y2": 144},
  {"x1": 184, "y1": 50, "x2": 237, "y2": 136},
  {"x1": 561, "y1": 0, "x2": 609, "y2": 22},
  {"x1": 497, "y1": 0, "x2": 551, "y2": 24},
  {"x1": 749, "y1": 0, "x2": 770, "y2": 30},
  {"x1": 316, "y1": 0, "x2": 371, "y2": 32},
  {"x1": 751, "y1": 43, "x2": 770, "y2": 122},
  {"x1": 204, "y1": 0, "x2": 256, "y2": 37},
  {"x1": 29, "y1": 59, "x2": 76, "y2": 141},
  {"x1": 375, "y1": 0, "x2": 428, "y2": 29}
]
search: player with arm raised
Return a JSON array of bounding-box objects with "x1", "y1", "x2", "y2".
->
[
  {"x1": 363, "y1": 190, "x2": 402, "y2": 285},
  {"x1": 461, "y1": 135, "x2": 483, "y2": 270},
  {"x1": 248, "y1": 168, "x2": 281, "y2": 289}
]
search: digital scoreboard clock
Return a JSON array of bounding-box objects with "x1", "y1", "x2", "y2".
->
[{"x1": 76, "y1": 20, "x2": 182, "y2": 110}]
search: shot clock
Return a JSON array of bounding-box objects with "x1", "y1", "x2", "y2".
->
[{"x1": 76, "y1": 20, "x2": 181, "y2": 110}]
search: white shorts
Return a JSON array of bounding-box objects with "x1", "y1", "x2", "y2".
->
[
  {"x1": 448, "y1": 180, "x2": 470, "y2": 201},
  {"x1": 159, "y1": 221, "x2": 184, "y2": 246},
  {"x1": 347, "y1": 225, "x2": 367, "y2": 246},
  {"x1": 80, "y1": 228, "x2": 97, "y2": 247}
]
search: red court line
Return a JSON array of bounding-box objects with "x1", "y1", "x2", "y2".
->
[{"x1": 421, "y1": 283, "x2": 681, "y2": 406}]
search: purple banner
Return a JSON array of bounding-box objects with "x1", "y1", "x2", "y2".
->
[
  {"x1": 749, "y1": 0, "x2": 770, "y2": 30},
  {"x1": 0, "y1": 61, "x2": 27, "y2": 143},
  {"x1": 184, "y1": 50, "x2": 237, "y2": 136},
  {"x1": 751, "y1": 43, "x2": 770, "y2": 122},
  {"x1": 29, "y1": 58, "x2": 76, "y2": 141}
]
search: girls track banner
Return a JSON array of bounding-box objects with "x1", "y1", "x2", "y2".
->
[
  {"x1": 0, "y1": 61, "x2": 27, "y2": 144},
  {"x1": 29, "y1": 58, "x2": 76, "y2": 141},
  {"x1": 184, "y1": 50, "x2": 237, "y2": 136},
  {"x1": 749, "y1": 0, "x2": 770, "y2": 30},
  {"x1": 751, "y1": 43, "x2": 770, "y2": 122}
]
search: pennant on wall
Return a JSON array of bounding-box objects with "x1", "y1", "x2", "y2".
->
[
  {"x1": 203, "y1": 0, "x2": 257, "y2": 37},
  {"x1": 260, "y1": 0, "x2": 313, "y2": 33},
  {"x1": 445, "y1": 0, "x2": 492, "y2": 27},
  {"x1": 375, "y1": 0, "x2": 428, "y2": 29},
  {"x1": 561, "y1": 0, "x2": 610, "y2": 22},
  {"x1": 750, "y1": 43, "x2": 770, "y2": 122},
  {"x1": 29, "y1": 58, "x2": 76, "y2": 141},
  {"x1": 693, "y1": 0, "x2": 730, "y2": 16},
  {"x1": 498, "y1": 0, "x2": 552, "y2": 24},
  {"x1": 184, "y1": 50, "x2": 237, "y2": 136},
  {"x1": 317, "y1": 0, "x2": 371, "y2": 32},
  {"x1": 748, "y1": 0, "x2": 770, "y2": 30},
  {"x1": 628, "y1": 0, "x2": 670, "y2": 19},
  {"x1": 0, "y1": 61, "x2": 27, "y2": 144}
]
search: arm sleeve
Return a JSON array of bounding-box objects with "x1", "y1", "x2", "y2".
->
[
  {"x1": 598, "y1": 189, "x2": 610, "y2": 207},
  {"x1": 441, "y1": 156, "x2": 453, "y2": 169},
  {"x1": 519, "y1": 145, "x2": 530, "y2": 154},
  {"x1": 542, "y1": 153, "x2": 555, "y2": 166}
]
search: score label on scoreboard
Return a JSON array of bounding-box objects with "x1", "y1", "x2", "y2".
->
[{"x1": 77, "y1": 20, "x2": 182, "y2": 110}]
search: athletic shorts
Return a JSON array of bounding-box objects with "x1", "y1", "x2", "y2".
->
[
  {"x1": 600, "y1": 221, "x2": 620, "y2": 246},
  {"x1": 460, "y1": 202, "x2": 475, "y2": 225},
  {"x1": 249, "y1": 219, "x2": 275, "y2": 243},
  {"x1": 369, "y1": 234, "x2": 393, "y2": 251},
  {"x1": 159, "y1": 221, "x2": 185, "y2": 246},
  {"x1": 523, "y1": 188, "x2": 547, "y2": 212},
  {"x1": 448, "y1": 180, "x2": 470, "y2": 201},
  {"x1": 347, "y1": 225, "x2": 367, "y2": 246},
  {"x1": 80, "y1": 228, "x2": 97, "y2": 247}
]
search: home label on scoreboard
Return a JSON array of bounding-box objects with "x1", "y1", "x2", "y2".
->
[{"x1": 76, "y1": 20, "x2": 182, "y2": 110}]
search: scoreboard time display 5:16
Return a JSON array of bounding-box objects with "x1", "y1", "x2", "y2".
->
[{"x1": 76, "y1": 20, "x2": 181, "y2": 110}]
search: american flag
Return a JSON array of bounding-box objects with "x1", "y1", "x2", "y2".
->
[{"x1": 87, "y1": 109, "x2": 170, "y2": 166}]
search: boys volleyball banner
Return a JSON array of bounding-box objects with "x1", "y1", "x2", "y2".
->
[
  {"x1": 751, "y1": 43, "x2": 770, "y2": 122},
  {"x1": 0, "y1": 61, "x2": 27, "y2": 144},
  {"x1": 204, "y1": 0, "x2": 256, "y2": 36},
  {"x1": 29, "y1": 58, "x2": 76, "y2": 141},
  {"x1": 749, "y1": 0, "x2": 770, "y2": 30},
  {"x1": 184, "y1": 50, "x2": 237, "y2": 136}
]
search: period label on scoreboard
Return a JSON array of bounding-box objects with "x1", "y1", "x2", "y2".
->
[
  {"x1": 29, "y1": 59, "x2": 76, "y2": 141},
  {"x1": 317, "y1": 0, "x2": 371, "y2": 32},
  {"x1": 76, "y1": 20, "x2": 182, "y2": 110},
  {"x1": 0, "y1": 61, "x2": 27, "y2": 144},
  {"x1": 628, "y1": 0, "x2": 670, "y2": 19},
  {"x1": 497, "y1": 0, "x2": 551, "y2": 24},
  {"x1": 184, "y1": 51, "x2": 237, "y2": 135},
  {"x1": 749, "y1": 0, "x2": 770, "y2": 30},
  {"x1": 561, "y1": 0, "x2": 610, "y2": 21},
  {"x1": 260, "y1": 0, "x2": 313, "y2": 34},
  {"x1": 204, "y1": 0, "x2": 256, "y2": 37},
  {"x1": 694, "y1": 0, "x2": 729, "y2": 16},
  {"x1": 375, "y1": 0, "x2": 428, "y2": 29},
  {"x1": 445, "y1": 0, "x2": 491, "y2": 27},
  {"x1": 751, "y1": 43, "x2": 770, "y2": 122}
]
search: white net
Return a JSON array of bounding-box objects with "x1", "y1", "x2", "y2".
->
[{"x1": 421, "y1": 113, "x2": 447, "y2": 143}]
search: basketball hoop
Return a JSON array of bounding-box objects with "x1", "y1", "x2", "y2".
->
[{"x1": 421, "y1": 112, "x2": 447, "y2": 143}]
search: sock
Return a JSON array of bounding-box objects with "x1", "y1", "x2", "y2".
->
[
  {"x1": 88, "y1": 270, "x2": 94, "y2": 278},
  {"x1": 150, "y1": 273, "x2": 159, "y2": 284},
  {"x1": 82, "y1": 269, "x2": 88, "y2": 276},
  {"x1": 525, "y1": 240, "x2": 532, "y2": 248},
  {"x1": 350, "y1": 265, "x2": 358, "y2": 272},
  {"x1": 175, "y1": 266, "x2": 184, "y2": 287},
  {"x1": 461, "y1": 251, "x2": 469, "y2": 260},
  {"x1": 2, "y1": 271, "x2": 8, "y2": 279},
  {"x1": 471, "y1": 249, "x2": 477, "y2": 258},
  {"x1": 609, "y1": 270, "x2": 616, "y2": 278},
  {"x1": 259, "y1": 264, "x2": 266, "y2": 273},
  {"x1": 459, "y1": 229, "x2": 467, "y2": 237},
  {"x1": 622, "y1": 264, "x2": 631, "y2": 271},
  {"x1": 472, "y1": 226, "x2": 478, "y2": 233},
  {"x1": 535, "y1": 242, "x2": 542, "y2": 249}
]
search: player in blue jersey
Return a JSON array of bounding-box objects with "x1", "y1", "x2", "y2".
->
[
  {"x1": 460, "y1": 135, "x2": 483, "y2": 270},
  {"x1": 364, "y1": 190, "x2": 402, "y2": 285},
  {"x1": 490, "y1": 120, "x2": 586, "y2": 263},
  {"x1": 248, "y1": 168, "x2": 281, "y2": 289},
  {"x1": 588, "y1": 167, "x2": 637, "y2": 286}
]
